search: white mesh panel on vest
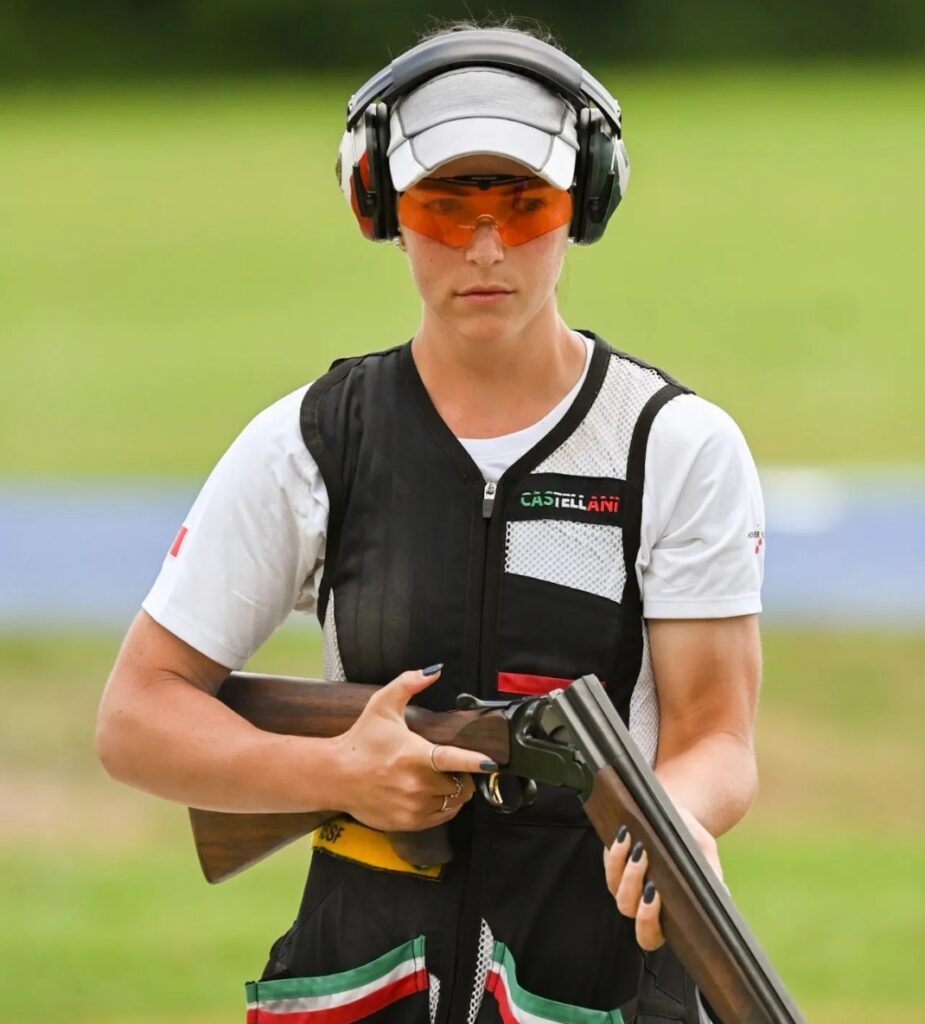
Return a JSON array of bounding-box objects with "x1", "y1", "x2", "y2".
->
[
  {"x1": 466, "y1": 919, "x2": 495, "y2": 1024},
  {"x1": 504, "y1": 356, "x2": 664, "y2": 606},
  {"x1": 505, "y1": 520, "x2": 626, "y2": 604},
  {"x1": 628, "y1": 620, "x2": 659, "y2": 766},
  {"x1": 428, "y1": 973, "x2": 441, "y2": 1024},
  {"x1": 535, "y1": 355, "x2": 665, "y2": 478},
  {"x1": 509, "y1": 353, "x2": 666, "y2": 764},
  {"x1": 322, "y1": 591, "x2": 347, "y2": 682}
]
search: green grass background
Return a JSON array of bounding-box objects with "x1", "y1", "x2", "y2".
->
[
  {"x1": 2, "y1": 64, "x2": 924, "y2": 477},
  {"x1": 2, "y1": 63, "x2": 924, "y2": 1022}
]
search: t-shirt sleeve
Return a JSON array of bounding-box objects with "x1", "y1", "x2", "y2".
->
[
  {"x1": 141, "y1": 384, "x2": 328, "y2": 669},
  {"x1": 636, "y1": 393, "x2": 765, "y2": 619}
]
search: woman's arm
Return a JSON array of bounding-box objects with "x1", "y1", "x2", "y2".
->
[
  {"x1": 649, "y1": 613, "x2": 761, "y2": 836},
  {"x1": 95, "y1": 610, "x2": 488, "y2": 828},
  {"x1": 95, "y1": 609, "x2": 345, "y2": 813},
  {"x1": 603, "y1": 613, "x2": 761, "y2": 950}
]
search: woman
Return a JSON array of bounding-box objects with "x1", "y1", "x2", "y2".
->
[{"x1": 96, "y1": 20, "x2": 764, "y2": 1024}]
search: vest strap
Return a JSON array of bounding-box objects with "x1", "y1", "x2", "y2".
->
[{"x1": 611, "y1": 383, "x2": 689, "y2": 694}]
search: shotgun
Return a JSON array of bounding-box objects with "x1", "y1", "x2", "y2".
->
[{"x1": 189, "y1": 671, "x2": 805, "y2": 1024}]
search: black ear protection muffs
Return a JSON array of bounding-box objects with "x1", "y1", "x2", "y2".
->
[{"x1": 337, "y1": 27, "x2": 630, "y2": 246}]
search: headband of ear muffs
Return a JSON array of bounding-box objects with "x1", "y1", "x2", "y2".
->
[{"x1": 336, "y1": 28, "x2": 630, "y2": 246}]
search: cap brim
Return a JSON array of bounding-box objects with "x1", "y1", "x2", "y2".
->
[{"x1": 389, "y1": 118, "x2": 576, "y2": 192}]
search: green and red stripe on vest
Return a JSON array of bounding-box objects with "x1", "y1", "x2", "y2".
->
[
  {"x1": 486, "y1": 941, "x2": 624, "y2": 1024},
  {"x1": 245, "y1": 935, "x2": 428, "y2": 1023}
]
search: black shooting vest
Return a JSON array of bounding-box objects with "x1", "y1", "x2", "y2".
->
[{"x1": 249, "y1": 331, "x2": 711, "y2": 1024}]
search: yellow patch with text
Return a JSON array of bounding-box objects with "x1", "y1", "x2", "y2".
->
[{"x1": 311, "y1": 816, "x2": 444, "y2": 880}]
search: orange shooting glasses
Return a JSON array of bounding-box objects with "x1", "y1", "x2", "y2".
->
[{"x1": 397, "y1": 174, "x2": 574, "y2": 248}]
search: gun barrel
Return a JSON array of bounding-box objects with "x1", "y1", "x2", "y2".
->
[{"x1": 553, "y1": 676, "x2": 805, "y2": 1024}]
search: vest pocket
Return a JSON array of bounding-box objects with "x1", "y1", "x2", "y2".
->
[
  {"x1": 476, "y1": 940, "x2": 625, "y2": 1024},
  {"x1": 244, "y1": 935, "x2": 431, "y2": 1023},
  {"x1": 623, "y1": 947, "x2": 708, "y2": 1024}
]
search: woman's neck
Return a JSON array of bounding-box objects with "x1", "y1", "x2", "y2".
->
[{"x1": 410, "y1": 298, "x2": 587, "y2": 439}]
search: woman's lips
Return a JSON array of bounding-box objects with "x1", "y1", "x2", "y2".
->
[{"x1": 456, "y1": 290, "x2": 514, "y2": 303}]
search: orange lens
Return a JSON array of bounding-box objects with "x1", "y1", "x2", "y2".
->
[{"x1": 397, "y1": 178, "x2": 573, "y2": 247}]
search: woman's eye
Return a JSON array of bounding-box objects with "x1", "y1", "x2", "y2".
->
[
  {"x1": 513, "y1": 197, "x2": 545, "y2": 213},
  {"x1": 425, "y1": 198, "x2": 463, "y2": 214}
]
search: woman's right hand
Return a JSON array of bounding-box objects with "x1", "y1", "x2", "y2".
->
[{"x1": 330, "y1": 666, "x2": 498, "y2": 831}]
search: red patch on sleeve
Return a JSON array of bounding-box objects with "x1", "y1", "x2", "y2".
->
[{"x1": 169, "y1": 525, "x2": 188, "y2": 557}]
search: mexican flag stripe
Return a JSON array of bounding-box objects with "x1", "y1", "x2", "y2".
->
[
  {"x1": 485, "y1": 942, "x2": 624, "y2": 1024},
  {"x1": 245, "y1": 936, "x2": 428, "y2": 1023}
]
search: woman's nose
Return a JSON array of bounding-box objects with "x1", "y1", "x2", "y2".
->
[{"x1": 465, "y1": 217, "x2": 504, "y2": 261}]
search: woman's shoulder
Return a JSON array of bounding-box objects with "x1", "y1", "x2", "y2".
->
[
  {"x1": 649, "y1": 392, "x2": 753, "y2": 460},
  {"x1": 577, "y1": 333, "x2": 694, "y2": 414},
  {"x1": 314, "y1": 340, "x2": 410, "y2": 382},
  {"x1": 586, "y1": 333, "x2": 755, "y2": 469},
  {"x1": 206, "y1": 382, "x2": 321, "y2": 490},
  {"x1": 241, "y1": 382, "x2": 314, "y2": 446}
]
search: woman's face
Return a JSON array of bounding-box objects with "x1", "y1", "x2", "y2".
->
[{"x1": 398, "y1": 155, "x2": 571, "y2": 343}]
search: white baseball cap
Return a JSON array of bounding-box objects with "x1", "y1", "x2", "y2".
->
[{"x1": 386, "y1": 67, "x2": 580, "y2": 191}]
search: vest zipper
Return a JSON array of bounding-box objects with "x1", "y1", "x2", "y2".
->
[
  {"x1": 445, "y1": 478, "x2": 502, "y2": 1024},
  {"x1": 482, "y1": 480, "x2": 497, "y2": 518}
]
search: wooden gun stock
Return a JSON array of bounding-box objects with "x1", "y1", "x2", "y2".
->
[{"x1": 188, "y1": 672, "x2": 510, "y2": 883}]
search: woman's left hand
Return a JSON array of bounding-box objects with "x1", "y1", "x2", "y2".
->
[{"x1": 602, "y1": 806, "x2": 724, "y2": 951}]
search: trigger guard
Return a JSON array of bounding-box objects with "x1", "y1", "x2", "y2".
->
[
  {"x1": 478, "y1": 772, "x2": 537, "y2": 814},
  {"x1": 520, "y1": 777, "x2": 538, "y2": 807}
]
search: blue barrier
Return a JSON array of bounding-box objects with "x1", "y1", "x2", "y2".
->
[{"x1": 1, "y1": 469, "x2": 923, "y2": 630}]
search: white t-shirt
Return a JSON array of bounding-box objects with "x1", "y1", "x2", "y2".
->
[{"x1": 143, "y1": 333, "x2": 765, "y2": 670}]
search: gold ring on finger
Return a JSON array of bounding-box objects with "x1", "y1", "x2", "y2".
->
[
  {"x1": 440, "y1": 794, "x2": 450, "y2": 812},
  {"x1": 429, "y1": 743, "x2": 442, "y2": 773},
  {"x1": 451, "y1": 774, "x2": 464, "y2": 797}
]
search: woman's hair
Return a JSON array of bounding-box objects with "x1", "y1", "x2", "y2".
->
[{"x1": 414, "y1": 14, "x2": 566, "y2": 52}]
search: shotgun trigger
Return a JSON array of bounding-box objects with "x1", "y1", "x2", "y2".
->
[{"x1": 478, "y1": 772, "x2": 538, "y2": 813}]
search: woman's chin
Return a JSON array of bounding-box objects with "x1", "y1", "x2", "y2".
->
[
  {"x1": 423, "y1": 296, "x2": 538, "y2": 346},
  {"x1": 454, "y1": 316, "x2": 522, "y2": 344}
]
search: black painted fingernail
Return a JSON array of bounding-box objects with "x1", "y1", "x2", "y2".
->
[
  {"x1": 616, "y1": 825, "x2": 628, "y2": 844},
  {"x1": 480, "y1": 760, "x2": 500, "y2": 771},
  {"x1": 422, "y1": 663, "x2": 443, "y2": 676},
  {"x1": 643, "y1": 882, "x2": 657, "y2": 904},
  {"x1": 631, "y1": 841, "x2": 644, "y2": 863}
]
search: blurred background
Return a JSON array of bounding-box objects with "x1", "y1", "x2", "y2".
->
[{"x1": 1, "y1": 3, "x2": 923, "y2": 1021}]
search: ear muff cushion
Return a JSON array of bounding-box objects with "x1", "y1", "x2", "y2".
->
[
  {"x1": 368, "y1": 102, "x2": 398, "y2": 240},
  {"x1": 568, "y1": 107, "x2": 592, "y2": 243},
  {"x1": 586, "y1": 124, "x2": 615, "y2": 220}
]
